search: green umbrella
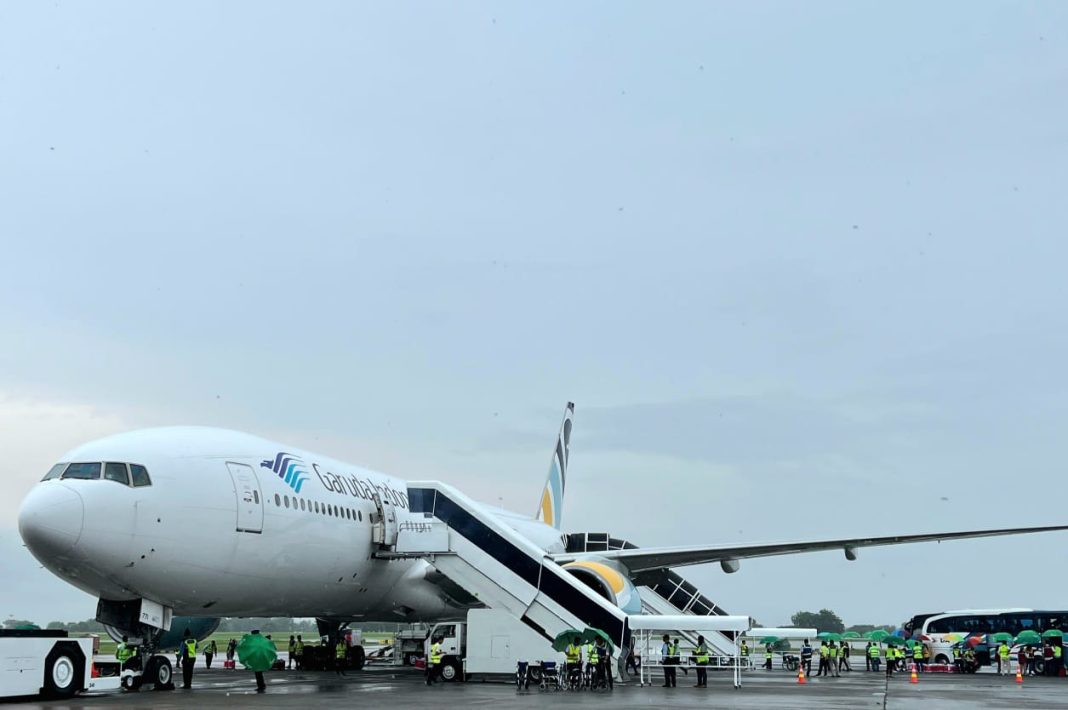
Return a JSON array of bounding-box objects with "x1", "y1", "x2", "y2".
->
[
  {"x1": 1015, "y1": 631, "x2": 1041, "y2": 645},
  {"x1": 842, "y1": 631, "x2": 861, "y2": 639},
  {"x1": 237, "y1": 632, "x2": 278, "y2": 672},
  {"x1": 816, "y1": 632, "x2": 842, "y2": 642},
  {"x1": 552, "y1": 629, "x2": 584, "y2": 653},
  {"x1": 989, "y1": 632, "x2": 1013, "y2": 643},
  {"x1": 580, "y1": 627, "x2": 614, "y2": 651},
  {"x1": 884, "y1": 636, "x2": 907, "y2": 646},
  {"x1": 1042, "y1": 629, "x2": 1064, "y2": 639},
  {"x1": 865, "y1": 630, "x2": 890, "y2": 642},
  {"x1": 904, "y1": 639, "x2": 921, "y2": 648}
]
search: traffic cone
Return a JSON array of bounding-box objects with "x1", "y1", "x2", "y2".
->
[
  {"x1": 797, "y1": 667, "x2": 806, "y2": 684},
  {"x1": 1015, "y1": 667, "x2": 1023, "y2": 684},
  {"x1": 909, "y1": 663, "x2": 919, "y2": 684}
]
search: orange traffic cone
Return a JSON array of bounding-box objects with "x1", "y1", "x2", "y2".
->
[
  {"x1": 909, "y1": 663, "x2": 919, "y2": 684},
  {"x1": 797, "y1": 667, "x2": 807, "y2": 684},
  {"x1": 1016, "y1": 667, "x2": 1023, "y2": 684}
]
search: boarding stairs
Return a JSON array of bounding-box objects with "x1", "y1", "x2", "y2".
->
[
  {"x1": 565, "y1": 532, "x2": 739, "y2": 659},
  {"x1": 393, "y1": 481, "x2": 632, "y2": 652}
]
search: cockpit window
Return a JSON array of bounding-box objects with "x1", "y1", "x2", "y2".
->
[
  {"x1": 41, "y1": 463, "x2": 67, "y2": 481},
  {"x1": 129, "y1": 464, "x2": 152, "y2": 487},
  {"x1": 62, "y1": 462, "x2": 101, "y2": 480},
  {"x1": 105, "y1": 462, "x2": 130, "y2": 485}
]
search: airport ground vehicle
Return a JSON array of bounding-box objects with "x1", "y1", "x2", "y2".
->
[
  {"x1": 0, "y1": 629, "x2": 168, "y2": 699},
  {"x1": 426, "y1": 609, "x2": 559, "y2": 681},
  {"x1": 904, "y1": 609, "x2": 1068, "y2": 665}
]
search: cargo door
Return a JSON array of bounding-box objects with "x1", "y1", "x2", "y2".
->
[{"x1": 226, "y1": 462, "x2": 263, "y2": 533}]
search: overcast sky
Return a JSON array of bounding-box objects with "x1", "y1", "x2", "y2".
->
[{"x1": 2, "y1": 1, "x2": 1067, "y2": 629}]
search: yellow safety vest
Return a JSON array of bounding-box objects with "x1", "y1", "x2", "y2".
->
[
  {"x1": 829, "y1": 646, "x2": 838, "y2": 658},
  {"x1": 765, "y1": 648, "x2": 773, "y2": 660},
  {"x1": 336, "y1": 642, "x2": 347, "y2": 660},
  {"x1": 1055, "y1": 646, "x2": 1063, "y2": 659},
  {"x1": 116, "y1": 643, "x2": 135, "y2": 663},
  {"x1": 999, "y1": 645, "x2": 1010, "y2": 659},
  {"x1": 430, "y1": 642, "x2": 443, "y2": 665},
  {"x1": 184, "y1": 639, "x2": 197, "y2": 658},
  {"x1": 670, "y1": 642, "x2": 680, "y2": 660},
  {"x1": 952, "y1": 647, "x2": 961, "y2": 659},
  {"x1": 696, "y1": 643, "x2": 709, "y2": 664},
  {"x1": 819, "y1": 646, "x2": 828, "y2": 658},
  {"x1": 295, "y1": 641, "x2": 304, "y2": 656},
  {"x1": 740, "y1": 643, "x2": 749, "y2": 657},
  {"x1": 913, "y1": 645, "x2": 923, "y2": 659},
  {"x1": 589, "y1": 647, "x2": 599, "y2": 664},
  {"x1": 868, "y1": 646, "x2": 879, "y2": 658},
  {"x1": 565, "y1": 644, "x2": 581, "y2": 663}
]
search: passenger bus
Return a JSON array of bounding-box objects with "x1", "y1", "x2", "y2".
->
[{"x1": 903, "y1": 609, "x2": 1068, "y2": 665}]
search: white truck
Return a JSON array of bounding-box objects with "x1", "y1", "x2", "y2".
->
[
  {"x1": 426, "y1": 609, "x2": 563, "y2": 681},
  {"x1": 0, "y1": 629, "x2": 130, "y2": 699}
]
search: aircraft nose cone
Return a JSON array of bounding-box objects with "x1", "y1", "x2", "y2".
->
[{"x1": 18, "y1": 483, "x2": 84, "y2": 560}]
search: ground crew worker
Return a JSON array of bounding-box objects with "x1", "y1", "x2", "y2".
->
[
  {"x1": 763, "y1": 643, "x2": 773, "y2": 670},
  {"x1": 912, "y1": 641, "x2": 923, "y2": 672},
  {"x1": 816, "y1": 642, "x2": 828, "y2": 676},
  {"x1": 740, "y1": 640, "x2": 750, "y2": 669},
  {"x1": 885, "y1": 646, "x2": 895, "y2": 678},
  {"x1": 249, "y1": 630, "x2": 267, "y2": 692},
  {"x1": 180, "y1": 629, "x2": 197, "y2": 689},
  {"x1": 588, "y1": 639, "x2": 601, "y2": 687},
  {"x1": 828, "y1": 642, "x2": 839, "y2": 677},
  {"x1": 294, "y1": 635, "x2": 304, "y2": 670},
  {"x1": 288, "y1": 635, "x2": 296, "y2": 669},
  {"x1": 998, "y1": 641, "x2": 1010, "y2": 675},
  {"x1": 597, "y1": 638, "x2": 613, "y2": 690},
  {"x1": 800, "y1": 639, "x2": 813, "y2": 675},
  {"x1": 204, "y1": 639, "x2": 217, "y2": 669},
  {"x1": 565, "y1": 636, "x2": 583, "y2": 686},
  {"x1": 426, "y1": 636, "x2": 443, "y2": 685},
  {"x1": 867, "y1": 643, "x2": 880, "y2": 672},
  {"x1": 839, "y1": 640, "x2": 851, "y2": 672},
  {"x1": 963, "y1": 646, "x2": 976, "y2": 673},
  {"x1": 660, "y1": 634, "x2": 675, "y2": 687},
  {"x1": 1053, "y1": 642, "x2": 1063, "y2": 677},
  {"x1": 694, "y1": 635, "x2": 708, "y2": 688},
  {"x1": 335, "y1": 636, "x2": 348, "y2": 676},
  {"x1": 116, "y1": 635, "x2": 137, "y2": 672},
  {"x1": 952, "y1": 644, "x2": 962, "y2": 673}
]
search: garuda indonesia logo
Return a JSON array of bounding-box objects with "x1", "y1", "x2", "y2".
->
[{"x1": 261, "y1": 452, "x2": 308, "y2": 494}]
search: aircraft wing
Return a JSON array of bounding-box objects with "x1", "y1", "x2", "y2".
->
[{"x1": 551, "y1": 524, "x2": 1068, "y2": 574}]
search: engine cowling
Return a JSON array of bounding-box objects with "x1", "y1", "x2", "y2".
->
[
  {"x1": 104, "y1": 616, "x2": 221, "y2": 650},
  {"x1": 562, "y1": 556, "x2": 642, "y2": 614}
]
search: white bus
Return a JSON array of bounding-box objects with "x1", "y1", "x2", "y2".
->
[{"x1": 903, "y1": 609, "x2": 1068, "y2": 665}]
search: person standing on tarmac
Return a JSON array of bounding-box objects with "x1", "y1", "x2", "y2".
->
[
  {"x1": 179, "y1": 629, "x2": 197, "y2": 689},
  {"x1": 249, "y1": 630, "x2": 268, "y2": 692},
  {"x1": 1052, "y1": 641, "x2": 1063, "y2": 677},
  {"x1": 867, "y1": 643, "x2": 880, "y2": 672},
  {"x1": 997, "y1": 641, "x2": 1010, "y2": 675},
  {"x1": 763, "y1": 643, "x2": 774, "y2": 670},
  {"x1": 288, "y1": 636, "x2": 296, "y2": 669},
  {"x1": 204, "y1": 639, "x2": 217, "y2": 669},
  {"x1": 816, "y1": 642, "x2": 827, "y2": 676},
  {"x1": 839, "y1": 641, "x2": 851, "y2": 672},
  {"x1": 565, "y1": 636, "x2": 583, "y2": 686},
  {"x1": 294, "y1": 635, "x2": 304, "y2": 670},
  {"x1": 740, "y1": 639, "x2": 750, "y2": 669},
  {"x1": 426, "y1": 636, "x2": 443, "y2": 685},
  {"x1": 660, "y1": 634, "x2": 676, "y2": 687},
  {"x1": 829, "y1": 642, "x2": 840, "y2": 677},
  {"x1": 800, "y1": 639, "x2": 813, "y2": 675},
  {"x1": 335, "y1": 636, "x2": 348, "y2": 677},
  {"x1": 693, "y1": 635, "x2": 709, "y2": 688}
]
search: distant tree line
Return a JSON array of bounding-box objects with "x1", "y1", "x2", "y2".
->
[{"x1": 786, "y1": 610, "x2": 895, "y2": 635}]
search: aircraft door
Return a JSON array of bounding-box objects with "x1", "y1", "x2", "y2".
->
[
  {"x1": 226, "y1": 462, "x2": 264, "y2": 533},
  {"x1": 371, "y1": 493, "x2": 398, "y2": 548}
]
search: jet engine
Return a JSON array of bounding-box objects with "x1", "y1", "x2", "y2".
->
[{"x1": 562, "y1": 556, "x2": 642, "y2": 614}]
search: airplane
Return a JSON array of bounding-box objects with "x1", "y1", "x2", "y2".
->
[{"x1": 17, "y1": 402, "x2": 1068, "y2": 681}]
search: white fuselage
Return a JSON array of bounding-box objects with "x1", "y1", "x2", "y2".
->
[{"x1": 17, "y1": 427, "x2": 563, "y2": 622}]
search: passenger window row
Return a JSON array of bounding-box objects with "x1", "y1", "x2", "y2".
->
[
  {"x1": 272, "y1": 492, "x2": 364, "y2": 523},
  {"x1": 42, "y1": 462, "x2": 152, "y2": 487}
]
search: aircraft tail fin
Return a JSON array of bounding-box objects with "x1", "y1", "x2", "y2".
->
[{"x1": 536, "y1": 402, "x2": 574, "y2": 530}]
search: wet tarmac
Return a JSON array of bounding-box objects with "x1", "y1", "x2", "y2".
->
[{"x1": 5, "y1": 665, "x2": 1068, "y2": 709}]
